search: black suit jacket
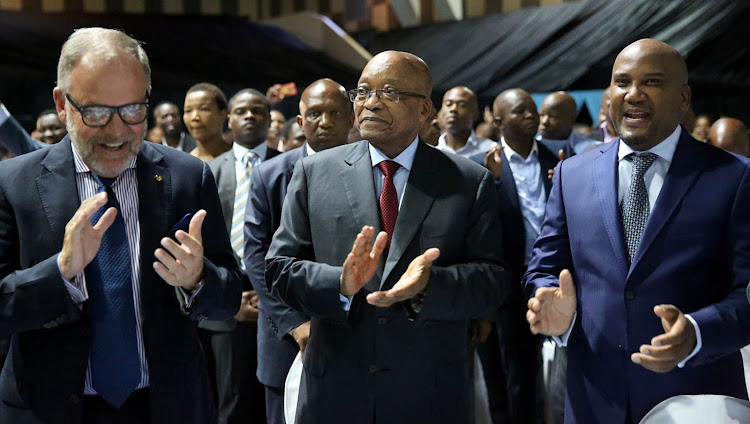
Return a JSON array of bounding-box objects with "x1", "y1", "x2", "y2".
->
[
  {"x1": 244, "y1": 145, "x2": 310, "y2": 388},
  {"x1": 266, "y1": 140, "x2": 508, "y2": 424},
  {"x1": 203, "y1": 145, "x2": 280, "y2": 332},
  {"x1": 0, "y1": 137, "x2": 243, "y2": 424}
]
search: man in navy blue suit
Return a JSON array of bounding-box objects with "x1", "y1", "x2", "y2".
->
[
  {"x1": 0, "y1": 27, "x2": 242, "y2": 424},
  {"x1": 243, "y1": 78, "x2": 353, "y2": 424},
  {"x1": 524, "y1": 39, "x2": 750, "y2": 423}
]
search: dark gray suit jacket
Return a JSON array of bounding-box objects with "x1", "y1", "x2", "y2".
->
[
  {"x1": 204, "y1": 146, "x2": 279, "y2": 332},
  {"x1": 266, "y1": 140, "x2": 508, "y2": 424}
]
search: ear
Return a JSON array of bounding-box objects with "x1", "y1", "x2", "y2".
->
[
  {"x1": 492, "y1": 116, "x2": 502, "y2": 130},
  {"x1": 680, "y1": 84, "x2": 691, "y2": 113},
  {"x1": 418, "y1": 98, "x2": 433, "y2": 123},
  {"x1": 52, "y1": 88, "x2": 67, "y2": 124},
  {"x1": 296, "y1": 114, "x2": 303, "y2": 128}
]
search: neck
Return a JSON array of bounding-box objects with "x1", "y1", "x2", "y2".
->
[
  {"x1": 195, "y1": 135, "x2": 231, "y2": 157},
  {"x1": 164, "y1": 132, "x2": 180, "y2": 148},
  {"x1": 236, "y1": 138, "x2": 264, "y2": 150},
  {"x1": 445, "y1": 129, "x2": 471, "y2": 151},
  {"x1": 504, "y1": 136, "x2": 533, "y2": 159},
  {"x1": 371, "y1": 138, "x2": 411, "y2": 159}
]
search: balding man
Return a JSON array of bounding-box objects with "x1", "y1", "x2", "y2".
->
[
  {"x1": 0, "y1": 27, "x2": 242, "y2": 423},
  {"x1": 244, "y1": 78, "x2": 354, "y2": 424},
  {"x1": 266, "y1": 52, "x2": 506, "y2": 423},
  {"x1": 537, "y1": 91, "x2": 579, "y2": 158},
  {"x1": 708, "y1": 117, "x2": 749, "y2": 157},
  {"x1": 436, "y1": 86, "x2": 495, "y2": 157},
  {"x1": 524, "y1": 39, "x2": 750, "y2": 423}
]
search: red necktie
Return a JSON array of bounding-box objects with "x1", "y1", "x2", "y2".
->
[{"x1": 378, "y1": 160, "x2": 400, "y2": 248}]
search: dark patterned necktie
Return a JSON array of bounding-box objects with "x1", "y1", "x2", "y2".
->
[
  {"x1": 621, "y1": 153, "x2": 658, "y2": 263},
  {"x1": 85, "y1": 174, "x2": 140, "y2": 407},
  {"x1": 378, "y1": 160, "x2": 400, "y2": 248}
]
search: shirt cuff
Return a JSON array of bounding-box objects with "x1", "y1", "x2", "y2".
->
[
  {"x1": 339, "y1": 294, "x2": 353, "y2": 311},
  {"x1": 57, "y1": 254, "x2": 88, "y2": 304},
  {"x1": 552, "y1": 311, "x2": 576, "y2": 347},
  {"x1": 677, "y1": 314, "x2": 702, "y2": 368},
  {"x1": 177, "y1": 279, "x2": 205, "y2": 308},
  {"x1": 0, "y1": 104, "x2": 10, "y2": 126}
]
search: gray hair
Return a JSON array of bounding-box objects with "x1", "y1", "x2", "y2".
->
[{"x1": 57, "y1": 27, "x2": 151, "y2": 94}]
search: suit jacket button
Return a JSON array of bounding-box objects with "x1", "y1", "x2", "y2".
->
[
  {"x1": 624, "y1": 290, "x2": 635, "y2": 301},
  {"x1": 377, "y1": 317, "x2": 388, "y2": 325},
  {"x1": 369, "y1": 365, "x2": 377, "y2": 374}
]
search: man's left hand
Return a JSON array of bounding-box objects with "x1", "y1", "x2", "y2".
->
[
  {"x1": 153, "y1": 209, "x2": 206, "y2": 291},
  {"x1": 235, "y1": 290, "x2": 260, "y2": 322},
  {"x1": 631, "y1": 305, "x2": 697, "y2": 373},
  {"x1": 366, "y1": 248, "x2": 440, "y2": 307}
]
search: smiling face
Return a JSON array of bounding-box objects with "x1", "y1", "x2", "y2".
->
[
  {"x1": 36, "y1": 112, "x2": 67, "y2": 144},
  {"x1": 354, "y1": 51, "x2": 432, "y2": 157},
  {"x1": 610, "y1": 39, "x2": 690, "y2": 151},
  {"x1": 53, "y1": 52, "x2": 147, "y2": 178},
  {"x1": 154, "y1": 103, "x2": 182, "y2": 137}
]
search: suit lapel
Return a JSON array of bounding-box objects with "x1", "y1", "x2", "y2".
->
[
  {"x1": 340, "y1": 142, "x2": 383, "y2": 285},
  {"x1": 538, "y1": 145, "x2": 557, "y2": 196},
  {"x1": 217, "y1": 154, "x2": 236, "y2": 232},
  {"x1": 499, "y1": 153, "x2": 521, "y2": 213},
  {"x1": 382, "y1": 142, "x2": 437, "y2": 285},
  {"x1": 629, "y1": 133, "x2": 702, "y2": 273},
  {"x1": 36, "y1": 137, "x2": 80, "y2": 249},
  {"x1": 594, "y1": 140, "x2": 630, "y2": 276}
]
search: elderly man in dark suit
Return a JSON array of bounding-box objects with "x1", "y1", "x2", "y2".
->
[
  {"x1": 266, "y1": 51, "x2": 508, "y2": 424},
  {"x1": 244, "y1": 78, "x2": 354, "y2": 424},
  {"x1": 204, "y1": 88, "x2": 280, "y2": 424},
  {"x1": 0, "y1": 27, "x2": 242, "y2": 424}
]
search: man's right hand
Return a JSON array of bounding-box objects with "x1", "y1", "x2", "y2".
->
[
  {"x1": 291, "y1": 320, "x2": 311, "y2": 355},
  {"x1": 484, "y1": 145, "x2": 504, "y2": 180},
  {"x1": 59, "y1": 192, "x2": 115, "y2": 280},
  {"x1": 526, "y1": 269, "x2": 577, "y2": 336},
  {"x1": 340, "y1": 226, "x2": 387, "y2": 296}
]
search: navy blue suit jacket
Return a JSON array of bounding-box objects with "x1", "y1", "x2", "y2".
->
[
  {"x1": 244, "y1": 145, "x2": 310, "y2": 388},
  {"x1": 0, "y1": 114, "x2": 47, "y2": 155},
  {"x1": 0, "y1": 137, "x2": 243, "y2": 424},
  {"x1": 522, "y1": 131, "x2": 750, "y2": 423}
]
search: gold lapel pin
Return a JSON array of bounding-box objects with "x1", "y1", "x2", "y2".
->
[{"x1": 155, "y1": 175, "x2": 162, "y2": 182}]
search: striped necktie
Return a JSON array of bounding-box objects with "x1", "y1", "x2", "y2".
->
[
  {"x1": 621, "y1": 152, "x2": 658, "y2": 263},
  {"x1": 230, "y1": 151, "x2": 256, "y2": 268}
]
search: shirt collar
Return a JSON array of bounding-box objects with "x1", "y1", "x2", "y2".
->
[
  {"x1": 617, "y1": 125, "x2": 681, "y2": 164},
  {"x1": 233, "y1": 141, "x2": 268, "y2": 163},
  {"x1": 305, "y1": 143, "x2": 317, "y2": 156},
  {"x1": 369, "y1": 136, "x2": 419, "y2": 172},
  {"x1": 437, "y1": 130, "x2": 484, "y2": 151},
  {"x1": 500, "y1": 137, "x2": 539, "y2": 162},
  {"x1": 71, "y1": 139, "x2": 137, "y2": 174}
]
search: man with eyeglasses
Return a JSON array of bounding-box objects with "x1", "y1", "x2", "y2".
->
[
  {"x1": 0, "y1": 27, "x2": 242, "y2": 424},
  {"x1": 266, "y1": 51, "x2": 507, "y2": 423}
]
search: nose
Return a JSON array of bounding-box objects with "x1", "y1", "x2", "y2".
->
[
  {"x1": 319, "y1": 112, "x2": 333, "y2": 127},
  {"x1": 540, "y1": 115, "x2": 549, "y2": 125},
  {"x1": 189, "y1": 110, "x2": 200, "y2": 121},
  {"x1": 624, "y1": 84, "x2": 645, "y2": 103},
  {"x1": 448, "y1": 103, "x2": 458, "y2": 113},
  {"x1": 363, "y1": 91, "x2": 382, "y2": 109}
]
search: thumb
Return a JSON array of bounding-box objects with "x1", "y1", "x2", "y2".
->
[
  {"x1": 189, "y1": 209, "x2": 207, "y2": 244},
  {"x1": 422, "y1": 248, "x2": 440, "y2": 265},
  {"x1": 654, "y1": 304, "x2": 680, "y2": 329},
  {"x1": 559, "y1": 269, "x2": 575, "y2": 297},
  {"x1": 558, "y1": 149, "x2": 566, "y2": 161}
]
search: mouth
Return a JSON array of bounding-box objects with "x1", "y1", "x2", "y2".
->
[
  {"x1": 623, "y1": 109, "x2": 650, "y2": 126},
  {"x1": 98, "y1": 141, "x2": 126, "y2": 151},
  {"x1": 360, "y1": 116, "x2": 387, "y2": 126}
]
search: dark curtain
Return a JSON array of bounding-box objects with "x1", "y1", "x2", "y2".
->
[
  {"x1": 367, "y1": 0, "x2": 750, "y2": 121},
  {"x1": 0, "y1": 12, "x2": 361, "y2": 128}
]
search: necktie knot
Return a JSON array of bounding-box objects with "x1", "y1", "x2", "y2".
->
[
  {"x1": 244, "y1": 151, "x2": 256, "y2": 168},
  {"x1": 378, "y1": 160, "x2": 400, "y2": 177},
  {"x1": 628, "y1": 152, "x2": 658, "y2": 177}
]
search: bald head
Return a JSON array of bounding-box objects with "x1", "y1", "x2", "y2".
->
[
  {"x1": 492, "y1": 88, "x2": 539, "y2": 143},
  {"x1": 363, "y1": 51, "x2": 432, "y2": 98},
  {"x1": 539, "y1": 91, "x2": 577, "y2": 139},
  {"x1": 708, "y1": 118, "x2": 749, "y2": 157},
  {"x1": 610, "y1": 38, "x2": 691, "y2": 151},
  {"x1": 297, "y1": 78, "x2": 353, "y2": 152}
]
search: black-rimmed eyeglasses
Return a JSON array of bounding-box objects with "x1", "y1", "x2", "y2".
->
[
  {"x1": 348, "y1": 88, "x2": 426, "y2": 104},
  {"x1": 65, "y1": 93, "x2": 150, "y2": 127}
]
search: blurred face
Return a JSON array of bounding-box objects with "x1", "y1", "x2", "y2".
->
[
  {"x1": 54, "y1": 54, "x2": 147, "y2": 178},
  {"x1": 228, "y1": 92, "x2": 270, "y2": 148},
  {"x1": 693, "y1": 116, "x2": 711, "y2": 141},
  {"x1": 282, "y1": 122, "x2": 306, "y2": 151},
  {"x1": 268, "y1": 110, "x2": 286, "y2": 140},
  {"x1": 495, "y1": 92, "x2": 539, "y2": 143},
  {"x1": 183, "y1": 90, "x2": 226, "y2": 143},
  {"x1": 36, "y1": 113, "x2": 67, "y2": 144},
  {"x1": 154, "y1": 103, "x2": 181, "y2": 137},
  {"x1": 418, "y1": 109, "x2": 440, "y2": 146},
  {"x1": 539, "y1": 100, "x2": 573, "y2": 140},
  {"x1": 442, "y1": 88, "x2": 477, "y2": 134},
  {"x1": 610, "y1": 43, "x2": 690, "y2": 151},
  {"x1": 298, "y1": 86, "x2": 353, "y2": 151},
  {"x1": 354, "y1": 53, "x2": 431, "y2": 155}
]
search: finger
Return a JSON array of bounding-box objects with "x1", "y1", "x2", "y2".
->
[
  {"x1": 422, "y1": 247, "x2": 440, "y2": 264},
  {"x1": 188, "y1": 209, "x2": 207, "y2": 245},
  {"x1": 653, "y1": 304, "x2": 680, "y2": 330},
  {"x1": 651, "y1": 317, "x2": 688, "y2": 347},
  {"x1": 370, "y1": 231, "x2": 388, "y2": 260},
  {"x1": 174, "y1": 229, "x2": 203, "y2": 254},
  {"x1": 160, "y1": 237, "x2": 188, "y2": 261},
  {"x1": 558, "y1": 149, "x2": 566, "y2": 161},
  {"x1": 559, "y1": 269, "x2": 576, "y2": 297},
  {"x1": 154, "y1": 247, "x2": 180, "y2": 271},
  {"x1": 631, "y1": 352, "x2": 675, "y2": 373},
  {"x1": 527, "y1": 296, "x2": 543, "y2": 312},
  {"x1": 153, "y1": 261, "x2": 177, "y2": 286},
  {"x1": 636, "y1": 343, "x2": 681, "y2": 361},
  {"x1": 366, "y1": 291, "x2": 397, "y2": 307},
  {"x1": 79, "y1": 192, "x2": 109, "y2": 217},
  {"x1": 526, "y1": 309, "x2": 538, "y2": 325},
  {"x1": 92, "y1": 207, "x2": 117, "y2": 234}
]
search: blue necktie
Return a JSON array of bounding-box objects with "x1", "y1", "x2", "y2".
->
[
  {"x1": 621, "y1": 153, "x2": 658, "y2": 263},
  {"x1": 85, "y1": 174, "x2": 140, "y2": 407}
]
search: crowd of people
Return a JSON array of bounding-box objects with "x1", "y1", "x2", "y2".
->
[{"x1": 0, "y1": 26, "x2": 749, "y2": 424}]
